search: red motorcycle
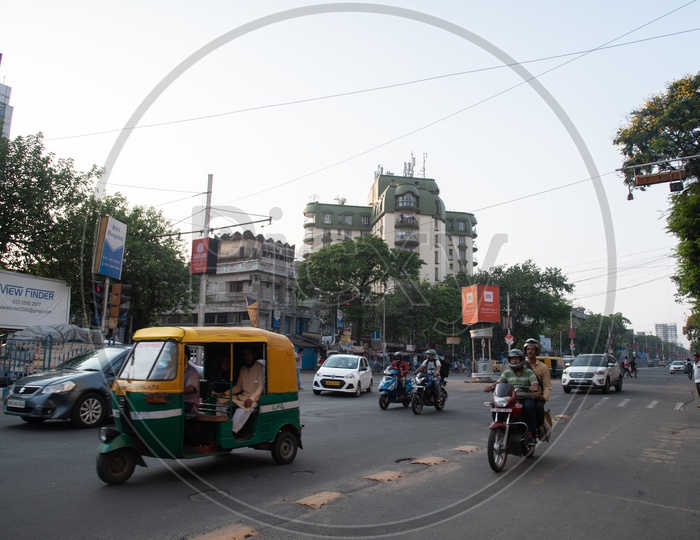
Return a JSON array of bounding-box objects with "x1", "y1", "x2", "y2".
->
[{"x1": 484, "y1": 383, "x2": 551, "y2": 472}]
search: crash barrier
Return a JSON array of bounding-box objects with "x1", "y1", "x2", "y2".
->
[{"x1": 0, "y1": 335, "x2": 103, "y2": 386}]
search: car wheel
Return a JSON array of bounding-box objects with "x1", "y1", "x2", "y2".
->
[
  {"x1": 379, "y1": 393, "x2": 390, "y2": 410},
  {"x1": 601, "y1": 378, "x2": 610, "y2": 394},
  {"x1": 563, "y1": 385, "x2": 571, "y2": 394},
  {"x1": 21, "y1": 417, "x2": 46, "y2": 424},
  {"x1": 72, "y1": 392, "x2": 107, "y2": 428},
  {"x1": 354, "y1": 382, "x2": 362, "y2": 397},
  {"x1": 96, "y1": 449, "x2": 136, "y2": 485},
  {"x1": 614, "y1": 375, "x2": 623, "y2": 392},
  {"x1": 313, "y1": 389, "x2": 321, "y2": 395},
  {"x1": 366, "y1": 378, "x2": 373, "y2": 393},
  {"x1": 271, "y1": 431, "x2": 298, "y2": 465}
]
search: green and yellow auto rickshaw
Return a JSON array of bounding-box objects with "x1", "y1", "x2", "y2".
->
[{"x1": 96, "y1": 326, "x2": 302, "y2": 485}]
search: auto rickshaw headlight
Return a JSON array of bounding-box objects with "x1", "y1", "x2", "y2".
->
[{"x1": 99, "y1": 427, "x2": 120, "y2": 443}]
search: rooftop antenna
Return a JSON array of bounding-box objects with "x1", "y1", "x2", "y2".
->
[
  {"x1": 419, "y1": 153, "x2": 427, "y2": 178},
  {"x1": 404, "y1": 152, "x2": 416, "y2": 177}
]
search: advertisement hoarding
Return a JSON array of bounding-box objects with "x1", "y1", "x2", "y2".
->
[
  {"x1": 92, "y1": 216, "x2": 127, "y2": 280},
  {"x1": 190, "y1": 238, "x2": 219, "y2": 275},
  {"x1": 461, "y1": 285, "x2": 501, "y2": 325},
  {"x1": 0, "y1": 270, "x2": 71, "y2": 330}
]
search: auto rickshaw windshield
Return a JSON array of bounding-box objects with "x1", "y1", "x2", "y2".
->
[{"x1": 120, "y1": 340, "x2": 179, "y2": 380}]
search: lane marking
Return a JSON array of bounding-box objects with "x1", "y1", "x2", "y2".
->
[
  {"x1": 647, "y1": 401, "x2": 659, "y2": 408},
  {"x1": 617, "y1": 399, "x2": 631, "y2": 407}
]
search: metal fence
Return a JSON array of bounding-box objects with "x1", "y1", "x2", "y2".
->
[{"x1": 0, "y1": 335, "x2": 104, "y2": 386}]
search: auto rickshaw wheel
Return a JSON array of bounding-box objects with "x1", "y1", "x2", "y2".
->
[
  {"x1": 271, "y1": 431, "x2": 298, "y2": 465},
  {"x1": 96, "y1": 449, "x2": 137, "y2": 485}
]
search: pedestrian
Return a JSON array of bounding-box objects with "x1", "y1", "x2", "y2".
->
[
  {"x1": 693, "y1": 353, "x2": 700, "y2": 400},
  {"x1": 685, "y1": 357, "x2": 693, "y2": 380},
  {"x1": 295, "y1": 347, "x2": 303, "y2": 390},
  {"x1": 623, "y1": 356, "x2": 631, "y2": 378},
  {"x1": 630, "y1": 356, "x2": 637, "y2": 378}
]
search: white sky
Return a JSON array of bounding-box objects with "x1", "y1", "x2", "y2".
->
[{"x1": 2, "y1": 0, "x2": 698, "y2": 347}]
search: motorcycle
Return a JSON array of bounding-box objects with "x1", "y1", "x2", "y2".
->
[
  {"x1": 378, "y1": 367, "x2": 414, "y2": 409},
  {"x1": 410, "y1": 371, "x2": 447, "y2": 415},
  {"x1": 484, "y1": 382, "x2": 551, "y2": 472}
]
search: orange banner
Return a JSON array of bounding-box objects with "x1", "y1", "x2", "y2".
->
[{"x1": 462, "y1": 285, "x2": 500, "y2": 325}]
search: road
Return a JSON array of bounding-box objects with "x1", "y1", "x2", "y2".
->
[{"x1": 1, "y1": 367, "x2": 698, "y2": 539}]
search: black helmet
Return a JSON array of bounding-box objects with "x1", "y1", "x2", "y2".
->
[
  {"x1": 524, "y1": 338, "x2": 540, "y2": 354},
  {"x1": 507, "y1": 348, "x2": 526, "y2": 371}
]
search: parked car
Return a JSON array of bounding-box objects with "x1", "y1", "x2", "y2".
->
[
  {"x1": 669, "y1": 360, "x2": 686, "y2": 374},
  {"x1": 312, "y1": 354, "x2": 373, "y2": 396},
  {"x1": 3, "y1": 345, "x2": 131, "y2": 428},
  {"x1": 659, "y1": 360, "x2": 667, "y2": 367},
  {"x1": 561, "y1": 353, "x2": 623, "y2": 394}
]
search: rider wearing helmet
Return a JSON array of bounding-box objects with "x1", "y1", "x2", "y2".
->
[
  {"x1": 390, "y1": 351, "x2": 410, "y2": 398},
  {"x1": 484, "y1": 348, "x2": 540, "y2": 445},
  {"x1": 414, "y1": 349, "x2": 442, "y2": 402},
  {"x1": 523, "y1": 338, "x2": 551, "y2": 438}
]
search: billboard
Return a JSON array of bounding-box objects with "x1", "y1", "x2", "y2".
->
[
  {"x1": 461, "y1": 285, "x2": 500, "y2": 325},
  {"x1": 92, "y1": 216, "x2": 127, "y2": 280},
  {"x1": 0, "y1": 270, "x2": 71, "y2": 330},
  {"x1": 190, "y1": 238, "x2": 219, "y2": 274}
]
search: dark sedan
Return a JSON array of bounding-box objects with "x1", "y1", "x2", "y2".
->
[{"x1": 3, "y1": 345, "x2": 131, "y2": 428}]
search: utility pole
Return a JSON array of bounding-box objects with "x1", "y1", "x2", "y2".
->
[{"x1": 197, "y1": 174, "x2": 213, "y2": 327}]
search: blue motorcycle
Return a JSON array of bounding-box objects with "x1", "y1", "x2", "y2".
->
[
  {"x1": 378, "y1": 367, "x2": 414, "y2": 409},
  {"x1": 410, "y1": 371, "x2": 447, "y2": 415}
]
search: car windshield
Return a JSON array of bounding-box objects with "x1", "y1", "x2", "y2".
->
[
  {"x1": 671, "y1": 361, "x2": 684, "y2": 366},
  {"x1": 323, "y1": 356, "x2": 358, "y2": 369},
  {"x1": 570, "y1": 355, "x2": 607, "y2": 368},
  {"x1": 119, "y1": 340, "x2": 179, "y2": 380},
  {"x1": 55, "y1": 347, "x2": 129, "y2": 372}
]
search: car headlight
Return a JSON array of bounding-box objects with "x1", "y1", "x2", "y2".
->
[
  {"x1": 40, "y1": 381, "x2": 76, "y2": 394},
  {"x1": 594, "y1": 369, "x2": 605, "y2": 375}
]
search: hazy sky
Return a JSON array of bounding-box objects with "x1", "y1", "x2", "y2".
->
[{"x1": 2, "y1": 0, "x2": 698, "y2": 347}]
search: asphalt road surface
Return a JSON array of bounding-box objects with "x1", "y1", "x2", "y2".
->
[{"x1": 1, "y1": 367, "x2": 698, "y2": 539}]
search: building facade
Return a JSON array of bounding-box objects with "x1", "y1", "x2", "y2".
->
[
  {"x1": 302, "y1": 167, "x2": 478, "y2": 282},
  {"x1": 162, "y1": 231, "x2": 311, "y2": 333},
  {"x1": 0, "y1": 81, "x2": 13, "y2": 139},
  {"x1": 655, "y1": 323, "x2": 678, "y2": 344}
]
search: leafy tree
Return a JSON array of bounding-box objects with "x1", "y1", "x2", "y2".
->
[
  {"x1": 460, "y1": 260, "x2": 574, "y2": 356},
  {"x1": 296, "y1": 235, "x2": 424, "y2": 340},
  {"x1": 0, "y1": 133, "x2": 99, "y2": 270},
  {"x1": 0, "y1": 133, "x2": 194, "y2": 334},
  {"x1": 613, "y1": 72, "x2": 700, "y2": 345}
]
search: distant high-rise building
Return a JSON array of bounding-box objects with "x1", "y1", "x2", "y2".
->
[
  {"x1": 0, "y1": 54, "x2": 13, "y2": 139},
  {"x1": 655, "y1": 323, "x2": 678, "y2": 344}
]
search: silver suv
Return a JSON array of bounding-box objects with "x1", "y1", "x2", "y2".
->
[{"x1": 561, "y1": 353, "x2": 622, "y2": 394}]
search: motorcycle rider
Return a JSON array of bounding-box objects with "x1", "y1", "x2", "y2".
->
[
  {"x1": 523, "y1": 338, "x2": 551, "y2": 439},
  {"x1": 414, "y1": 349, "x2": 442, "y2": 402},
  {"x1": 390, "y1": 351, "x2": 410, "y2": 398},
  {"x1": 483, "y1": 348, "x2": 540, "y2": 445}
]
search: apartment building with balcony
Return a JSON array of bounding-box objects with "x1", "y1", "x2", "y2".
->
[{"x1": 303, "y1": 167, "x2": 478, "y2": 283}]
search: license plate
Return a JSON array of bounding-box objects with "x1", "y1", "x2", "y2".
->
[
  {"x1": 491, "y1": 407, "x2": 512, "y2": 413},
  {"x1": 325, "y1": 380, "x2": 341, "y2": 387},
  {"x1": 7, "y1": 399, "x2": 26, "y2": 408}
]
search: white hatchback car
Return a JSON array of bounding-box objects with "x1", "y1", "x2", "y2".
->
[{"x1": 312, "y1": 354, "x2": 373, "y2": 396}]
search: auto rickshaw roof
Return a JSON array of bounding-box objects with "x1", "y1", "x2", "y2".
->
[{"x1": 133, "y1": 326, "x2": 293, "y2": 347}]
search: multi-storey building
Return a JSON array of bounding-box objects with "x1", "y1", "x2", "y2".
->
[
  {"x1": 0, "y1": 81, "x2": 13, "y2": 139},
  {"x1": 302, "y1": 167, "x2": 478, "y2": 282},
  {"x1": 162, "y1": 231, "x2": 304, "y2": 333},
  {"x1": 655, "y1": 323, "x2": 678, "y2": 344}
]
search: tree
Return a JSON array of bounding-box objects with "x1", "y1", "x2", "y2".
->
[
  {"x1": 296, "y1": 236, "x2": 424, "y2": 340},
  {"x1": 0, "y1": 133, "x2": 194, "y2": 333},
  {"x1": 613, "y1": 72, "x2": 700, "y2": 345},
  {"x1": 0, "y1": 133, "x2": 99, "y2": 270}
]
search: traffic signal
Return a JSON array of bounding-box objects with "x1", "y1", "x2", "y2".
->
[
  {"x1": 117, "y1": 284, "x2": 132, "y2": 328},
  {"x1": 92, "y1": 281, "x2": 105, "y2": 326}
]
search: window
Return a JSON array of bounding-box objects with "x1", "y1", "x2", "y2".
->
[
  {"x1": 434, "y1": 234, "x2": 439, "y2": 246},
  {"x1": 361, "y1": 215, "x2": 370, "y2": 225},
  {"x1": 229, "y1": 281, "x2": 244, "y2": 293},
  {"x1": 435, "y1": 268, "x2": 439, "y2": 281},
  {"x1": 396, "y1": 193, "x2": 417, "y2": 207},
  {"x1": 434, "y1": 218, "x2": 440, "y2": 231},
  {"x1": 343, "y1": 214, "x2": 353, "y2": 225},
  {"x1": 344, "y1": 230, "x2": 353, "y2": 240},
  {"x1": 434, "y1": 251, "x2": 439, "y2": 264},
  {"x1": 322, "y1": 230, "x2": 331, "y2": 239},
  {"x1": 323, "y1": 213, "x2": 332, "y2": 224},
  {"x1": 360, "y1": 230, "x2": 370, "y2": 237},
  {"x1": 449, "y1": 248, "x2": 453, "y2": 257},
  {"x1": 458, "y1": 220, "x2": 466, "y2": 231},
  {"x1": 459, "y1": 236, "x2": 466, "y2": 245}
]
